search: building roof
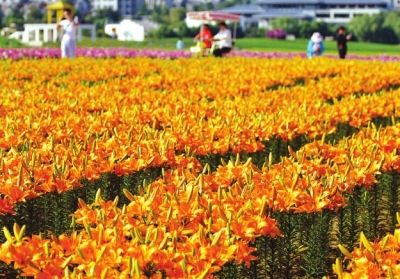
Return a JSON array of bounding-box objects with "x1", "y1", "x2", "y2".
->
[
  {"x1": 256, "y1": 0, "x2": 387, "y2": 4},
  {"x1": 218, "y1": 5, "x2": 265, "y2": 14},
  {"x1": 186, "y1": 11, "x2": 241, "y2": 22},
  {"x1": 218, "y1": 5, "x2": 311, "y2": 18},
  {"x1": 252, "y1": 10, "x2": 310, "y2": 18},
  {"x1": 45, "y1": 0, "x2": 73, "y2": 10}
]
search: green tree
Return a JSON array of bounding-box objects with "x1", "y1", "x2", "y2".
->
[
  {"x1": 160, "y1": 6, "x2": 170, "y2": 23},
  {"x1": 83, "y1": 9, "x2": 122, "y2": 37},
  {"x1": 180, "y1": 0, "x2": 188, "y2": 8},
  {"x1": 271, "y1": 17, "x2": 299, "y2": 36},
  {"x1": 348, "y1": 13, "x2": 399, "y2": 44},
  {"x1": 188, "y1": 26, "x2": 201, "y2": 37},
  {"x1": 228, "y1": 22, "x2": 245, "y2": 39},
  {"x1": 94, "y1": 18, "x2": 107, "y2": 30},
  {"x1": 151, "y1": 6, "x2": 163, "y2": 23},
  {"x1": 348, "y1": 14, "x2": 372, "y2": 41},
  {"x1": 151, "y1": 5, "x2": 169, "y2": 24},
  {"x1": 0, "y1": 9, "x2": 4, "y2": 28},
  {"x1": 85, "y1": 8, "x2": 122, "y2": 24},
  {"x1": 134, "y1": 4, "x2": 150, "y2": 18},
  {"x1": 153, "y1": 23, "x2": 175, "y2": 38},
  {"x1": 298, "y1": 20, "x2": 312, "y2": 38},
  {"x1": 26, "y1": 6, "x2": 44, "y2": 23},
  {"x1": 2, "y1": 8, "x2": 25, "y2": 27},
  {"x1": 383, "y1": 11, "x2": 400, "y2": 43},
  {"x1": 205, "y1": 2, "x2": 214, "y2": 10},
  {"x1": 217, "y1": 0, "x2": 237, "y2": 9},
  {"x1": 367, "y1": 14, "x2": 385, "y2": 42},
  {"x1": 246, "y1": 26, "x2": 268, "y2": 38},
  {"x1": 312, "y1": 21, "x2": 327, "y2": 35},
  {"x1": 298, "y1": 21, "x2": 337, "y2": 39},
  {"x1": 192, "y1": 4, "x2": 204, "y2": 11},
  {"x1": 169, "y1": 7, "x2": 186, "y2": 25},
  {"x1": 175, "y1": 21, "x2": 188, "y2": 37}
]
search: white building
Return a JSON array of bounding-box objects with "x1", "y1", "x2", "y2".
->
[
  {"x1": 75, "y1": 0, "x2": 91, "y2": 14},
  {"x1": 1, "y1": 0, "x2": 20, "y2": 15},
  {"x1": 8, "y1": 23, "x2": 96, "y2": 46},
  {"x1": 90, "y1": 0, "x2": 144, "y2": 17},
  {"x1": 219, "y1": 0, "x2": 391, "y2": 29},
  {"x1": 0, "y1": 0, "x2": 20, "y2": 7},
  {"x1": 118, "y1": 0, "x2": 144, "y2": 16},
  {"x1": 104, "y1": 19, "x2": 145, "y2": 40},
  {"x1": 91, "y1": 0, "x2": 118, "y2": 11}
]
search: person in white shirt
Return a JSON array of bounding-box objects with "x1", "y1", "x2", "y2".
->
[
  {"x1": 57, "y1": 9, "x2": 78, "y2": 59},
  {"x1": 212, "y1": 22, "x2": 232, "y2": 57}
]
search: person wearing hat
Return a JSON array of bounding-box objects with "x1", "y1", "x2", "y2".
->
[
  {"x1": 212, "y1": 22, "x2": 232, "y2": 57},
  {"x1": 307, "y1": 32, "x2": 325, "y2": 58},
  {"x1": 336, "y1": 26, "x2": 352, "y2": 59}
]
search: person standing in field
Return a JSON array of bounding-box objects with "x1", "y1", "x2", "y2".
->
[
  {"x1": 57, "y1": 9, "x2": 79, "y2": 59},
  {"x1": 336, "y1": 26, "x2": 352, "y2": 59},
  {"x1": 212, "y1": 22, "x2": 232, "y2": 57},
  {"x1": 176, "y1": 37, "x2": 185, "y2": 50},
  {"x1": 307, "y1": 32, "x2": 325, "y2": 58},
  {"x1": 194, "y1": 24, "x2": 213, "y2": 50}
]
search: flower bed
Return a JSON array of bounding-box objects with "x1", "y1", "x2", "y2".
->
[
  {"x1": 0, "y1": 57, "x2": 400, "y2": 278},
  {"x1": 0, "y1": 47, "x2": 400, "y2": 61}
]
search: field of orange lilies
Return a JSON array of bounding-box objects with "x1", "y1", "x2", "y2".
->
[{"x1": 0, "y1": 57, "x2": 400, "y2": 278}]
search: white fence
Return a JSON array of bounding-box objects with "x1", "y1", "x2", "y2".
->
[{"x1": 20, "y1": 24, "x2": 96, "y2": 44}]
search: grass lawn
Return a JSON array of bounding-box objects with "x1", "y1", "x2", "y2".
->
[
  {"x1": 0, "y1": 36, "x2": 23, "y2": 48},
  {"x1": 237, "y1": 38, "x2": 400, "y2": 55},
  {"x1": 44, "y1": 36, "x2": 399, "y2": 56}
]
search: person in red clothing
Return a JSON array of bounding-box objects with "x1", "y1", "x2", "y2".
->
[{"x1": 194, "y1": 24, "x2": 213, "y2": 49}]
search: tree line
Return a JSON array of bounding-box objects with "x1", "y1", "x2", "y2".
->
[
  {"x1": 1, "y1": 4, "x2": 399, "y2": 44},
  {"x1": 0, "y1": 6, "x2": 122, "y2": 38},
  {"x1": 269, "y1": 11, "x2": 400, "y2": 44},
  {"x1": 145, "y1": 8, "x2": 400, "y2": 44}
]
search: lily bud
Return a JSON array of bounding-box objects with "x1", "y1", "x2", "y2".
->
[
  {"x1": 96, "y1": 246, "x2": 107, "y2": 263},
  {"x1": 198, "y1": 268, "x2": 209, "y2": 279},
  {"x1": 61, "y1": 256, "x2": 72, "y2": 270},
  {"x1": 101, "y1": 267, "x2": 109, "y2": 279},
  {"x1": 338, "y1": 244, "x2": 352, "y2": 258},
  {"x1": 3, "y1": 227, "x2": 13, "y2": 242},
  {"x1": 94, "y1": 189, "x2": 102, "y2": 204}
]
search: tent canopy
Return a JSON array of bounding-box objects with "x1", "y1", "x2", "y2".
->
[
  {"x1": 46, "y1": 0, "x2": 74, "y2": 10},
  {"x1": 45, "y1": 0, "x2": 74, "y2": 23},
  {"x1": 186, "y1": 11, "x2": 241, "y2": 22}
]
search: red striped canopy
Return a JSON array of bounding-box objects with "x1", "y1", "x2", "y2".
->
[{"x1": 186, "y1": 11, "x2": 241, "y2": 22}]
